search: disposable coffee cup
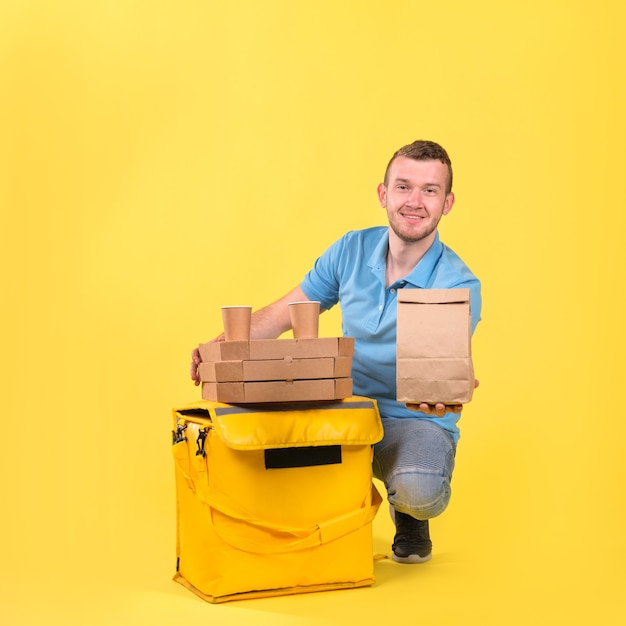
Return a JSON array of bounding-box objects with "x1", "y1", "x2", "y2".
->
[
  {"x1": 288, "y1": 301, "x2": 320, "y2": 339},
  {"x1": 221, "y1": 306, "x2": 252, "y2": 341}
]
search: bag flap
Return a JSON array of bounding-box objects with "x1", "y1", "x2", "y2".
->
[{"x1": 174, "y1": 396, "x2": 383, "y2": 450}]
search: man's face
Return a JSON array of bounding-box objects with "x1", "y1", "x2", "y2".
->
[{"x1": 377, "y1": 156, "x2": 455, "y2": 245}]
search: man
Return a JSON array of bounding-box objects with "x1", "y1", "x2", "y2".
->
[{"x1": 191, "y1": 140, "x2": 481, "y2": 563}]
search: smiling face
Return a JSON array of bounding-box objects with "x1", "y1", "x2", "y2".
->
[{"x1": 377, "y1": 156, "x2": 455, "y2": 246}]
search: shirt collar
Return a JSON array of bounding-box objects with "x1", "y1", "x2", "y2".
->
[{"x1": 368, "y1": 229, "x2": 443, "y2": 288}]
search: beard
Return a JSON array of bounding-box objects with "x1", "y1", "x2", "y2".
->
[{"x1": 388, "y1": 213, "x2": 442, "y2": 244}]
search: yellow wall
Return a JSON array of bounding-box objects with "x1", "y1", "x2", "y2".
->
[{"x1": 1, "y1": 1, "x2": 625, "y2": 624}]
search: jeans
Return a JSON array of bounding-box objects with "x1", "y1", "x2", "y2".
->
[{"x1": 372, "y1": 418, "x2": 457, "y2": 520}]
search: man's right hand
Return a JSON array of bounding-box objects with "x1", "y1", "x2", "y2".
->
[
  {"x1": 190, "y1": 346, "x2": 202, "y2": 386},
  {"x1": 190, "y1": 334, "x2": 225, "y2": 386}
]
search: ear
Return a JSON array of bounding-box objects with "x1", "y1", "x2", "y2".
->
[
  {"x1": 442, "y1": 192, "x2": 455, "y2": 215},
  {"x1": 377, "y1": 183, "x2": 387, "y2": 207}
]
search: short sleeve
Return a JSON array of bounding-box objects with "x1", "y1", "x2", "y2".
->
[{"x1": 299, "y1": 236, "x2": 348, "y2": 311}]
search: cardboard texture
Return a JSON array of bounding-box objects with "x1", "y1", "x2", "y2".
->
[
  {"x1": 198, "y1": 356, "x2": 352, "y2": 383},
  {"x1": 396, "y1": 288, "x2": 474, "y2": 404},
  {"x1": 202, "y1": 378, "x2": 353, "y2": 403},
  {"x1": 198, "y1": 337, "x2": 354, "y2": 362},
  {"x1": 198, "y1": 337, "x2": 354, "y2": 403}
]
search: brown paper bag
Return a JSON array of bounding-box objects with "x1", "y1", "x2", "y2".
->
[{"x1": 396, "y1": 288, "x2": 474, "y2": 405}]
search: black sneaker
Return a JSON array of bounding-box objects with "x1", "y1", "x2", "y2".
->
[{"x1": 391, "y1": 508, "x2": 432, "y2": 564}]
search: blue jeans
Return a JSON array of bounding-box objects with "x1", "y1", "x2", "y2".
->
[{"x1": 372, "y1": 418, "x2": 456, "y2": 520}]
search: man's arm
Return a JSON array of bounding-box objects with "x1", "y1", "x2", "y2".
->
[
  {"x1": 190, "y1": 285, "x2": 312, "y2": 385},
  {"x1": 248, "y1": 285, "x2": 310, "y2": 339}
]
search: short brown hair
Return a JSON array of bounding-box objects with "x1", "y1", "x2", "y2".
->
[{"x1": 384, "y1": 140, "x2": 453, "y2": 193}]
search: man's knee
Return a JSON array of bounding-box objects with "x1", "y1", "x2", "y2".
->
[{"x1": 388, "y1": 471, "x2": 452, "y2": 520}]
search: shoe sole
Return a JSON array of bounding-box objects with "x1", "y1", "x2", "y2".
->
[{"x1": 391, "y1": 552, "x2": 432, "y2": 564}]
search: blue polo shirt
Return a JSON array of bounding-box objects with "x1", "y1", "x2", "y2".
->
[{"x1": 300, "y1": 227, "x2": 482, "y2": 443}]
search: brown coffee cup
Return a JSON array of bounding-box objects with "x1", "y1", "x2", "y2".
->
[
  {"x1": 221, "y1": 306, "x2": 252, "y2": 341},
  {"x1": 288, "y1": 301, "x2": 320, "y2": 339}
]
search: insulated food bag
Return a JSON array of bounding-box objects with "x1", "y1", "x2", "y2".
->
[{"x1": 171, "y1": 397, "x2": 384, "y2": 602}]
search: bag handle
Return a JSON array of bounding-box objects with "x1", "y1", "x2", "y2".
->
[{"x1": 206, "y1": 482, "x2": 382, "y2": 554}]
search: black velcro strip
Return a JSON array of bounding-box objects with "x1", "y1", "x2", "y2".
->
[{"x1": 264, "y1": 446, "x2": 342, "y2": 469}]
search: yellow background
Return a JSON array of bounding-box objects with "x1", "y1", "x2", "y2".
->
[{"x1": 1, "y1": 1, "x2": 625, "y2": 624}]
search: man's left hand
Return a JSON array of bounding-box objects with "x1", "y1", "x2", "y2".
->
[{"x1": 405, "y1": 402, "x2": 463, "y2": 417}]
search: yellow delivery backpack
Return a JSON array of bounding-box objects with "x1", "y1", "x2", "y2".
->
[{"x1": 171, "y1": 397, "x2": 384, "y2": 603}]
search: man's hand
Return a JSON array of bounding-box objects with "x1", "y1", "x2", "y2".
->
[
  {"x1": 190, "y1": 347, "x2": 202, "y2": 386},
  {"x1": 190, "y1": 335, "x2": 225, "y2": 386},
  {"x1": 405, "y1": 402, "x2": 463, "y2": 416},
  {"x1": 405, "y1": 379, "x2": 480, "y2": 417}
]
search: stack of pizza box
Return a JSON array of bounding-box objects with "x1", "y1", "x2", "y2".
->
[{"x1": 198, "y1": 337, "x2": 354, "y2": 403}]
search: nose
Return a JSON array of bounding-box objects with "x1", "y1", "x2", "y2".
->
[{"x1": 405, "y1": 189, "x2": 424, "y2": 208}]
